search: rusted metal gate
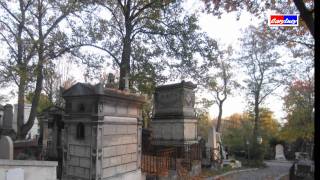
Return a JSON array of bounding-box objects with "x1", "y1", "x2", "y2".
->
[{"x1": 141, "y1": 147, "x2": 177, "y2": 176}]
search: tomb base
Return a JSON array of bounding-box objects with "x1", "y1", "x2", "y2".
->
[{"x1": 150, "y1": 119, "x2": 198, "y2": 146}]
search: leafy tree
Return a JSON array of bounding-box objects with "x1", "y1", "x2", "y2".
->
[
  {"x1": 259, "y1": 108, "x2": 280, "y2": 140},
  {"x1": 223, "y1": 110, "x2": 280, "y2": 160},
  {"x1": 74, "y1": 0, "x2": 219, "y2": 90},
  {"x1": 237, "y1": 25, "x2": 285, "y2": 161},
  {"x1": 280, "y1": 78, "x2": 314, "y2": 150},
  {"x1": 222, "y1": 112, "x2": 253, "y2": 158},
  {"x1": 26, "y1": 92, "x2": 52, "y2": 113},
  {"x1": 0, "y1": 0, "x2": 87, "y2": 138},
  {"x1": 196, "y1": 110, "x2": 211, "y2": 141},
  {"x1": 0, "y1": 0, "x2": 37, "y2": 138},
  {"x1": 238, "y1": 25, "x2": 284, "y2": 143}
]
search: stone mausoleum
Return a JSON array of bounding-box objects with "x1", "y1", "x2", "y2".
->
[
  {"x1": 61, "y1": 83, "x2": 145, "y2": 180},
  {"x1": 150, "y1": 81, "x2": 198, "y2": 147}
]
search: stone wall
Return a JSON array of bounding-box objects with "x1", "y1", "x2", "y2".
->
[
  {"x1": 64, "y1": 119, "x2": 93, "y2": 179},
  {"x1": 101, "y1": 116, "x2": 139, "y2": 179},
  {"x1": 0, "y1": 159, "x2": 57, "y2": 180}
]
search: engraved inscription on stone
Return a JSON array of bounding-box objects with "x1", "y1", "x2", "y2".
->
[{"x1": 156, "y1": 91, "x2": 180, "y2": 109}]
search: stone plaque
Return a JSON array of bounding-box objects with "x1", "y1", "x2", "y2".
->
[{"x1": 275, "y1": 144, "x2": 286, "y2": 160}]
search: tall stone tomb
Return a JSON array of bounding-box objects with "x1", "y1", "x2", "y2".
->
[
  {"x1": 61, "y1": 83, "x2": 145, "y2": 180},
  {"x1": 150, "y1": 81, "x2": 198, "y2": 146}
]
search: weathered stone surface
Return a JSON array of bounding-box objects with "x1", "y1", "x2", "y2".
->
[
  {"x1": 5, "y1": 168, "x2": 24, "y2": 180},
  {"x1": 151, "y1": 81, "x2": 198, "y2": 146},
  {"x1": 0, "y1": 136, "x2": 13, "y2": 160},
  {"x1": 275, "y1": 144, "x2": 286, "y2": 160},
  {"x1": 62, "y1": 82, "x2": 145, "y2": 180},
  {"x1": 0, "y1": 160, "x2": 57, "y2": 180},
  {"x1": 153, "y1": 81, "x2": 196, "y2": 119},
  {"x1": 3, "y1": 104, "x2": 13, "y2": 129}
]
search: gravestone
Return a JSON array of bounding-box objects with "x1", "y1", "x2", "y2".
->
[
  {"x1": 275, "y1": 144, "x2": 286, "y2": 160},
  {"x1": 3, "y1": 104, "x2": 13, "y2": 130},
  {"x1": 206, "y1": 126, "x2": 225, "y2": 162},
  {"x1": 0, "y1": 136, "x2": 13, "y2": 159}
]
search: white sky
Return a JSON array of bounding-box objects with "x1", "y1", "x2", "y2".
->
[{"x1": 1, "y1": 0, "x2": 290, "y2": 124}]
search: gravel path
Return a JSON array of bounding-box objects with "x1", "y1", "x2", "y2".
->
[{"x1": 219, "y1": 161, "x2": 292, "y2": 180}]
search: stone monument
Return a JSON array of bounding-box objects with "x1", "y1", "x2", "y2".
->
[
  {"x1": 1, "y1": 105, "x2": 16, "y2": 140},
  {"x1": 0, "y1": 135, "x2": 13, "y2": 159},
  {"x1": 206, "y1": 125, "x2": 227, "y2": 164},
  {"x1": 61, "y1": 82, "x2": 145, "y2": 180},
  {"x1": 3, "y1": 104, "x2": 13, "y2": 130},
  {"x1": 275, "y1": 144, "x2": 286, "y2": 160},
  {"x1": 150, "y1": 81, "x2": 198, "y2": 146}
]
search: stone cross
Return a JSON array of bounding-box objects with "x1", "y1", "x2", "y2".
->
[{"x1": 0, "y1": 135, "x2": 13, "y2": 159}]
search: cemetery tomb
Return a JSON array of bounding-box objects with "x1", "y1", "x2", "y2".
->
[
  {"x1": 61, "y1": 83, "x2": 145, "y2": 180},
  {"x1": 150, "y1": 81, "x2": 198, "y2": 146}
]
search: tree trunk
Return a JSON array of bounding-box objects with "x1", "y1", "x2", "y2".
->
[
  {"x1": 119, "y1": 25, "x2": 132, "y2": 90},
  {"x1": 16, "y1": 0, "x2": 27, "y2": 139},
  {"x1": 293, "y1": 0, "x2": 314, "y2": 38},
  {"x1": 17, "y1": 72, "x2": 26, "y2": 138},
  {"x1": 20, "y1": 4, "x2": 45, "y2": 138},
  {"x1": 253, "y1": 93, "x2": 260, "y2": 138},
  {"x1": 20, "y1": 55, "x2": 45, "y2": 138},
  {"x1": 216, "y1": 102, "x2": 223, "y2": 132}
]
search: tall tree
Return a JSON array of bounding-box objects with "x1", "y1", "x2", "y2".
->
[
  {"x1": 206, "y1": 47, "x2": 239, "y2": 132},
  {"x1": 281, "y1": 78, "x2": 314, "y2": 146},
  {"x1": 0, "y1": 0, "x2": 87, "y2": 138},
  {"x1": 0, "y1": 0, "x2": 37, "y2": 137},
  {"x1": 72, "y1": 0, "x2": 219, "y2": 90},
  {"x1": 238, "y1": 25, "x2": 284, "y2": 145}
]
